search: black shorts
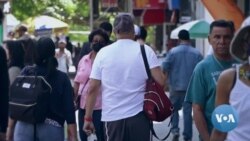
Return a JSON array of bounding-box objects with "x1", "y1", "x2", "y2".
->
[{"x1": 103, "y1": 112, "x2": 151, "y2": 141}]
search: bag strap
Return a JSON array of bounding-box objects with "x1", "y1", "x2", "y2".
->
[
  {"x1": 140, "y1": 45, "x2": 152, "y2": 79},
  {"x1": 80, "y1": 78, "x2": 90, "y2": 95},
  {"x1": 140, "y1": 45, "x2": 172, "y2": 141}
]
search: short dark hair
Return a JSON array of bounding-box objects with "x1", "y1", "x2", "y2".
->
[
  {"x1": 139, "y1": 26, "x2": 147, "y2": 41},
  {"x1": 210, "y1": 20, "x2": 235, "y2": 34},
  {"x1": 178, "y1": 30, "x2": 190, "y2": 40},
  {"x1": 99, "y1": 22, "x2": 113, "y2": 33},
  {"x1": 17, "y1": 24, "x2": 28, "y2": 32},
  {"x1": 88, "y1": 29, "x2": 109, "y2": 43}
]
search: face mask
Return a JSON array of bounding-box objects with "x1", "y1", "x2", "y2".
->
[{"x1": 92, "y1": 42, "x2": 106, "y2": 53}]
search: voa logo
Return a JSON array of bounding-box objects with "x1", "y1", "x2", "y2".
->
[
  {"x1": 211, "y1": 104, "x2": 239, "y2": 132},
  {"x1": 215, "y1": 114, "x2": 235, "y2": 123}
]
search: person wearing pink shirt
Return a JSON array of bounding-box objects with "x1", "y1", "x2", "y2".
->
[{"x1": 74, "y1": 29, "x2": 109, "y2": 141}]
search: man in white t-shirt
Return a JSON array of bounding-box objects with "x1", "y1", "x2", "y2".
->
[
  {"x1": 83, "y1": 13, "x2": 165, "y2": 141},
  {"x1": 55, "y1": 39, "x2": 73, "y2": 73}
]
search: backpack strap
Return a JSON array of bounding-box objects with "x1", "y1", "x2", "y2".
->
[
  {"x1": 140, "y1": 45, "x2": 172, "y2": 140},
  {"x1": 140, "y1": 45, "x2": 152, "y2": 79}
]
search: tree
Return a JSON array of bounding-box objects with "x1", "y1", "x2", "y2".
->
[{"x1": 11, "y1": 0, "x2": 90, "y2": 25}]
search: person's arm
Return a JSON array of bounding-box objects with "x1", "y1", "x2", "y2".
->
[
  {"x1": 83, "y1": 79, "x2": 101, "y2": 135},
  {"x1": 73, "y1": 82, "x2": 80, "y2": 99},
  {"x1": 6, "y1": 118, "x2": 16, "y2": 141},
  {"x1": 161, "y1": 51, "x2": 172, "y2": 88},
  {"x1": 151, "y1": 66, "x2": 165, "y2": 86},
  {"x1": 193, "y1": 104, "x2": 210, "y2": 141},
  {"x1": 210, "y1": 69, "x2": 235, "y2": 141},
  {"x1": 67, "y1": 124, "x2": 78, "y2": 141},
  {"x1": 67, "y1": 51, "x2": 73, "y2": 66},
  {"x1": 62, "y1": 74, "x2": 77, "y2": 140}
]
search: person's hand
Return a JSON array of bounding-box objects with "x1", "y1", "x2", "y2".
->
[
  {"x1": 6, "y1": 127, "x2": 14, "y2": 141},
  {"x1": 83, "y1": 118, "x2": 95, "y2": 136}
]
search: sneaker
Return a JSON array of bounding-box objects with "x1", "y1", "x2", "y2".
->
[{"x1": 172, "y1": 134, "x2": 179, "y2": 141}]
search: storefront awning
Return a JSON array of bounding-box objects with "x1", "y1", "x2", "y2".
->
[{"x1": 133, "y1": 0, "x2": 167, "y2": 25}]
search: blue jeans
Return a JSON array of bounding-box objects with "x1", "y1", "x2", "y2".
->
[
  {"x1": 170, "y1": 90, "x2": 192, "y2": 140},
  {"x1": 78, "y1": 109, "x2": 104, "y2": 141},
  {"x1": 14, "y1": 121, "x2": 64, "y2": 141}
]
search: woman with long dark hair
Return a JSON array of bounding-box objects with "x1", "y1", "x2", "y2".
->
[{"x1": 7, "y1": 37, "x2": 77, "y2": 141}]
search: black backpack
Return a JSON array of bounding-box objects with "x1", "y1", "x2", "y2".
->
[{"x1": 9, "y1": 68, "x2": 52, "y2": 124}]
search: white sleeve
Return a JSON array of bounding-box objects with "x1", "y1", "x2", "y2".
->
[
  {"x1": 67, "y1": 51, "x2": 73, "y2": 66},
  {"x1": 145, "y1": 45, "x2": 160, "y2": 69},
  {"x1": 90, "y1": 53, "x2": 102, "y2": 80}
]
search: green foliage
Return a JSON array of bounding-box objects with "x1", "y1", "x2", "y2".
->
[
  {"x1": 68, "y1": 33, "x2": 88, "y2": 43},
  {"x1": 12, "y1": 0, "x2": 48, "y2": 21},
  {"x1": 11, "y1": 0, "x2": 89, "y2": 24}
]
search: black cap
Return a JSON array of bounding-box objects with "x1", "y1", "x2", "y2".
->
[{"x1": 178, "y1": 30, "x2": 190, "y2": 40}]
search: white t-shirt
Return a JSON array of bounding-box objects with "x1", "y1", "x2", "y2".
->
[
  {"x1": 55, "y1": 48, "x2": 73, "y2": 73},
  {"x1": 90, "y1": 39, "x2": 160, "y2": 121}
]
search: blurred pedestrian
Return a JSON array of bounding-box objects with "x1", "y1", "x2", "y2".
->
[
  {"x1": 210, "y1": 16, "x2": 250, "y2": 141},
  {"x1": 79, "y1": 21, "x2": 113, "y2": 60},
  {"x1": 99, "y1": 21, "x2": 113, "y2": 44},
  {"x1": 4, "y1": 40, "x2": 25, "y2": 141},
  {"x1": 162, "y1": 30, "x2": 203, "y2": 141},
  {"x1": 138, "y1": 26, "x2": 148, "y2": 44},
  {"x1": 0, "y1": 8, "x2": 9, "y2": 141},
  {"x1": 55, "y1": 39, "x2": 73, "y2": 73},
  {"x1": 185, "y1": 20, "x2": 236, "y2": 141},
  {"x1": 3, "y1": 40, "x2": 25, "y2": 84},
  {"x1": 66, "y1": 36, "x2": 73, "y2": 54},
  {"x1": 7, "y1": 31, "x2": 15, "y2": 40},
  {"x1": 83, "y1": 13, "x2": 165, "y2": 141},
  {"x1": 20, "y1": 38, "x2": 36, "y2": 66},
  {"x1": 74, "y1": 29, "x2": 109, "y2": 141},
  {"x1": 6, "y1": 37, "x2": 77, "y2": 141},
  {"x1": 16, "y1": 24, "x2": 30, "y2": 40}
]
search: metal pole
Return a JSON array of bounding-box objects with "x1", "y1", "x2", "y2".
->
[
  {"x1": 163, "y1": 22, "x2": 167, "y2": 53},
  {"x1": 89, "y1": 0, "x2": 93, "y2": 31},
  {"x1": 128, "y1": 0, "x2": 133, "y2": 14}
]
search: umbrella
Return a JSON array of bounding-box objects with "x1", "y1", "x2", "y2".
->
[
  {"x1": 6, "y1": 14, "x2": 20, "y2": 27},
  {"x1": 170, "y1": 20, "x2": 210, "y2": 39},
  {"x1": 34, "y1": 15, "x2": 68, "y2": 30}
]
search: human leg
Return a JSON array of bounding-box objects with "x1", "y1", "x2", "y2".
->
[
  {"x1": 183, "y1": 101, "x2": 193, "y2": 141},
  {"x1": 125, "y1": 112, "x2": 151, "y2": 141},
  {"x1": 170, "y1": 92, "x2": 183, "y2": 137},
  {"x1": 103, "y1": 119, "x2": 126, "y2": 141},
  {"x1": 103, "y1": 112, "x2": 150, "y2": 141},
  {"x1": 37, "y1": 123, "x2": 64, "y2": 141},
  {"x1": 14, "y1": 121, "x2": 33, "y2": 141},
  {"x1": 92, "y1": 110, "x2": 104, "y2": 141}
]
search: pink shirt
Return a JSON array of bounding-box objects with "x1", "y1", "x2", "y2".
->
[{"x1": 74, "y1": 53, "x2": 102, "y2": 110}]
